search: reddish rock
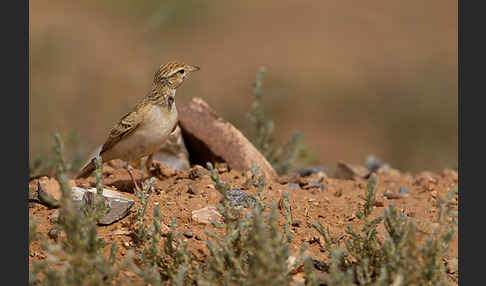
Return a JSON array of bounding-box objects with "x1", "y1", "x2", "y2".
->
[
  {"x1": 277, "y1": 173, "x2": 301, "y2": 184},
  {"x1": 151, "y1": 160, "x2": 177, "y2": 179},
  {"x1": 29, "y1": 177, "x2": 76, "y2": 206},
  {"x1": 38, "y1": 176, "x2": 63, "y2": 201},
  {"x1": 334, "y1": 161, "x2": 370, "y2": 180},
  {"x1": 178, "y1": 98, "x2": 277, "y2": 179}
]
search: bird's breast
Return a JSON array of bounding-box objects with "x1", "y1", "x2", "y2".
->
[{"x1": 140, "y1": 105, "x2": 178, "y2": 145}]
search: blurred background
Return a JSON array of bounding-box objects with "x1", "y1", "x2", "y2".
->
[{"x1": 29, "y1": 0, "x2": 457, "y2": 173}]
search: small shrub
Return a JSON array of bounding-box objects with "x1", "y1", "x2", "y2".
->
[
  {"x1": 29, "y1": 134, "x2": 125, "y2": 286},
  {"x1": 247, "y1": 67, "x2": 309, "y2": 175},
  {"x1": 29, "y1": 130, "x2": 85, "y2": 178},
  {"x1": 311, "y1": 174, "x2": 458, "y2": 285}
]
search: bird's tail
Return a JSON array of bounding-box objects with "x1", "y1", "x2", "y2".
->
[
  {"x1": 76, "y1": 159, "x2": 97, "y2": 179},
  {"x1": 76, "y1": 145, "x2": 102, "y2": 179}
]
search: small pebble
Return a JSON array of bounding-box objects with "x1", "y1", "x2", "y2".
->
[
  {"x1": 224, "y1": 188, "x2": 257, "y2": 208},
  {"x1": 183, "y1": 231, "x2": 193, "y2": 239},
  {"x1": 49, "y1": 210, "x2": 60, "y2": 224},
  {"x1": 333, "y1": 189, "x2": 343, "y2": 197},
  {"x1": 189, "y1": 166, "x2": 209, "y2": 179},
  {"x1": 295, "y1": 166, "x2": 325, "y2": 177},
  {"x1": 195, "y1": 235, "x2": 203, "y2": 241},
  {"x1": 187, "y1": 184, "x2": 200, "y2": 195},
  {"x1": 365, "y1": 155, "x2": 384, "y2": 172},
  {"x1": 399, "y1": 186, "x2": 409, "y2": 195},
  {"x1": 286, "y1": 183, "x2": 300, "y2": 190},
  {"x1": 383, "y1": 189, "x2": 401, "y2": 200},
  {"x1": 373, "y1": 201, "x2": 384, "y2": 207},
  {"x1": 303, "y1": 183, "x2": 324, "y2": 190},
  {"x1": 291, "y1": 220, "x2": 302, "y2": 227}
]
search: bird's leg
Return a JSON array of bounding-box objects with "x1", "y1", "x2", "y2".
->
[
  {"x1": 145, "y1": 154, "x2": 154, "y2": 175},
  {"x1": 126, "y1": 164, "x2": 142, "y2": 193}
]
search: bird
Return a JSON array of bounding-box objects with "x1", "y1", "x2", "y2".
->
[{"x1": 76, "y1": 61, "x2": 200, "y2": 184}]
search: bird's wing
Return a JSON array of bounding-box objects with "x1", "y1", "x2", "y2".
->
[{"x1": 100, "y1": 101, "x2": 152, "y2": 155}]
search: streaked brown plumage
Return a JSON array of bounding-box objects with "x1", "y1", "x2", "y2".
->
[{"x1": 77, "y1": 61, "x2": 200, "y2": 179}]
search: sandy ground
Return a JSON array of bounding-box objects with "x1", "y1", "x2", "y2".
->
[{"x1": 29, "y1": 162, "x2": 458, "y2": 284}]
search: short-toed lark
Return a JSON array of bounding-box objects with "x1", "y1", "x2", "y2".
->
[{"x1": 77, "y1": 61, "x2": 200, "y2": 179}]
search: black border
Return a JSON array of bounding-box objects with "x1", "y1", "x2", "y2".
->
[
  {"x1": 459, "y1": 0, "x2": 483, "y2": 284},
  {"x1": 3, "y1": 0, "x2": 29, "y2": 283}
]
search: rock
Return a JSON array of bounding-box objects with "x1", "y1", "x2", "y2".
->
[
  {"x1": 286, "y1": 183, "x2": 300, "y2": 190},
  {"x1": 192, "y1": 206, "x2": 222, "y2": 225},
  {"x1": 383, "y1": 189, "x2": 401, "y2": 200},
  {"x1": 334, "y1": 161, "x2": 369, "y2": 180},
  {"x1": 160, "y1": 223, "x2": 171, "y2": 236},
  {"x1": 416, "y1": 172, "x2": 439, "y2": 184},
  {"x1": 178, "y1": 98, "x2": 277, "y2": 179},
  {"x1": 152, "y1": 125, "x2": 191, "y2": 170},
  {"x1": 365, "y1": 155, "x2": 388, "y2": 172},
  {"x1": 302, "y1": 182, "x2": 324, "y2": 190},
  {"x1": 295, "y1": 166, "x2": 325, "y2": 177},
  {"x1": 187, "y1": 184, "x2": 201, "y2": 195},
  {"x1": 291, "y1": 273, "x2": 306, "y2": 285},
  {"x1": 38, "y1": 176, "x2": 62, "y2": 201},
  {"x1": 50, "y1": 210, "x2": 60, "y2": 224},
  {"x1": 373, "y1": 200, "x2": 384, "y2": 207},
  {"x1": 399, "y1": 186, "x2": 410, "y2": 195},
  {"x1": 29, "y1": 177, "x2": 76, "y2": 207},
  {"x1": 287, "y1": 255, "x2": 297, "y2": 270},
  {"x1": 333, "y1": 189, "x2": 343, "y2": 197},
  {"x1": 183, "y1": 230, "x2": 193, "y2": 239},
  {"x1": 113, "y1": 229, "x2": 131, "y2": 236},
  {"x1": 188, "y1": 165, "x2": 210, "y2": 179},
  {"x1": 224, "y1": 188, "x2": 257, "y2": 208},
  {"x1": 71, "y1": 187, "x2": 134, "y2": 225},
  {"x1": 150, "y1": 160, "x2": 176, "y2": 179},
  {"x1": 277, "y1": 173, "x2": 301, "y2": 184}
]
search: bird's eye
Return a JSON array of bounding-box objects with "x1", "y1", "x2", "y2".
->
[{"x1": 178, "y1": 69, "x2": 185, "y2": 74}]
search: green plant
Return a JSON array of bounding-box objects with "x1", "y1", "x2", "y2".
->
[
  {"x1": 311, "y1": 174, "x2": 458, "y2": 285},
  {"x1": 247, "y1": 67, "x2": 308, "y2": 175},
  {"x1": 29, "y1": 130, "x2": 85, "y2": 178},
  {"x1": 130, "y1": 178, "x2": 156, "y2": 247},
  {"x1": 29, "y1": 133, "x2": 125, "y2": 286}
]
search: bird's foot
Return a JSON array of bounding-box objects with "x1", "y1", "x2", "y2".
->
[{"x1": 126, "y1": 165, "x2": 142, "y2": 193}]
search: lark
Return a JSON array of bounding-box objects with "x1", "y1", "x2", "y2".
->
[{"x1": 77, "y1": 61, "x2": 200, "y2": 183}]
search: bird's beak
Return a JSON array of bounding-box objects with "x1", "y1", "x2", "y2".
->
[{"x1": 188, "y1": 65, "x2": 200, "y2": 72}]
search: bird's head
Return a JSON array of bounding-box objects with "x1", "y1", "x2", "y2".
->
[{"x1": 153, "y1": 61, "x2": 200, "y2": 90}]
